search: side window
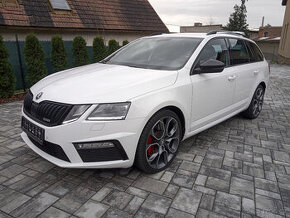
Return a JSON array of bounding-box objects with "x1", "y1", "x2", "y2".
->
[
  {"x1": 228, "y1": 38, "x2": 250, "y2": 65},
  {"x1": 198, "y1": 38, "x2": 230, "y2": 67},
  {"x1": 246, "y1": 41, "x2": 264, "y2": 62}
]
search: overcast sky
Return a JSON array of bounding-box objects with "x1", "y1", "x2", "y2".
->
[{"x1": 148, "y1": 0, "x2": 286, "y2": 32}]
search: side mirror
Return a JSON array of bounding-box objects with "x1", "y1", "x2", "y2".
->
[{"x1": 198, "y1": 59, "x2": 225, "y2": 74}]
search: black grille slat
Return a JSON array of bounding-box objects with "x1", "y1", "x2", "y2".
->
[{"x1": 23, "y1": 91, "x2": 73, "y2": 127}]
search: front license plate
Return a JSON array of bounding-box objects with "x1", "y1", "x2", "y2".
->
[{"x1": 21, "y1": 117, "x2": 45, "y2": 145}]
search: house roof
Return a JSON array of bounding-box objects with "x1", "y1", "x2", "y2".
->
[
  {"x1": 282, "y1": 0, "x2": 287, "y2": 6},
  {"x1": 253, "y1": 26, "x2": 282, "y2": 42},
  {"x1": 0, "y1": 0, "x2": 169, "y2": 33}
]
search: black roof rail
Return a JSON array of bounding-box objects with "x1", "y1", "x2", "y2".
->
[{"x1": 207, "y1": 30, "x2": 247, "y2": 37}]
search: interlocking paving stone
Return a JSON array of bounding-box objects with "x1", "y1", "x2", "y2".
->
[
  {"x1": 91, "y1": 187, "x2": 112, "y2": 202},
  {"x1": 74, "y1": 200, "x2": 109, "y2": 218},
  {"x1": 103, "y1": 190, "x2": 133, "y2": 210},
  {"x1": 171, "y1": 172, "x2": 196, "y2": 188},
  {"x1": 38, "y1": 207, "x2": 71, "y2": 218},
  {"x1": 230, "y1": 177, "x2": 254, "y2": 199},
  {"x1": 256, "y1": 194, "x2": 284, "y2": 216},
  {"x1": 166, "y1": 208, "x2": 195, "y2": 218},
  {"x1": 53, "y1": 186, "x2": 95, "y2": 214},
  {"x1": 142, "y1": 194, "x2": 171, "y2": 215},
  {"x1": 0, "y1": 64, "x2": 290, "y2": 217},
  {"x1": 10, "y1": 192, "x2": 58, "y2": 218},
  {"x1": 171, "y1": 187, "x2": 202, "y2": 215},
  {"x1": 133, "y1": 176, "x2": 168, "y2": 195},
  {"x1": 124, "y1": 196, "x2": 144, "y2": 215},
  {"x1": 134, "y1": 208, "x2": 164, "y2": 218}
]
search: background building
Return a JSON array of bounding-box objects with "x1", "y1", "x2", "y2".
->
[
  {"x1": 180, "y1": 23, "x2": 223, "y2": 33},
  {"x1": 0, "y1": 0, "x2": 168, "y2": 90},
  {"x1": 253, "y1": 26, "x2": 282, "y2": 62},
  {"x1": 0, "y1": 0, "x2": 168, "y2": 46},
  {"x1": 279, "y1": 0, "x2": 290, "y2": 64}
]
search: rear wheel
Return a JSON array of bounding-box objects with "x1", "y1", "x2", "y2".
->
[
  {"x1": 242, "y1": 84, "x2": 265, "y2": 119},
  {"x1": 135, "y1": 110, "x2": 182, "y2": 173}
]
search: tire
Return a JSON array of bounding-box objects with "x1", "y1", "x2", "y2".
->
[
  {"x1": 135, "y1": 109, "x2": 182, "y2": 174},
  {"x1": 242, "y1": 84, "x2": 265, "y2": 119}
]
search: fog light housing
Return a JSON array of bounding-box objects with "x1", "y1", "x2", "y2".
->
[
  {"x1": 73, "y1": 140, "x2": 129, "y2": 163},
  {"x1": 74, "y1": 142, "x2": 115, "y2": 150}
]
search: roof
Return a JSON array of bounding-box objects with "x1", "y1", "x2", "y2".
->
[
  {"x1": 150, "y1": 33, "x2": 253, "y2": 42},
  {"x1": 253, "y1": 26, "x2": 282, "y2": 42},
  {"x1": 0, "y1": 0, "x2": 169, "y2": 33},
  {"x1": 282, "y1": 0, "x2": 287, "y2": 6}
]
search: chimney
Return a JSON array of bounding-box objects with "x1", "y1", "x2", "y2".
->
[{"x1": 261, "y1": 16, "x2": 265, "y2": 27}]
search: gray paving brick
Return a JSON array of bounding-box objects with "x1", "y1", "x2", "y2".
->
[
  {"x1": 39, "y1": 207, "x2": 71, "y2": 218},
  {"x1": 124, "y1": 196, "x2": 144, "y2": 215},
  {"x1": 142, "y1": 194, "x2": 171, "y2": 215},
  {"x1": 91, "y1": 187, "x2": 112, "y2": 202},
  {"x1": 256, "y1": 194, "x2": 284, "y2": 216},
  {"x1": 242, "y1": 198, "x2": 255, "y2": 215},
  {"x1": 171, "y1": 172, "x2": 196, "y2": 188},
  {"x1": 54, "y1": 186, "x2": 95, "y2": 214},
  {"x1": 172, "y1": 187, "x2": 202, "y2": 215},
  {"x1": 255, "y1": 177, "x2": 279, "y2": 193},
  {"x1": 103, "y1": 190, "x2": 133, "y2": 210},
  {"x1": 10, "y1": 192, "x2": 58, "y2": 218},
  {"x1": 134, "y1": 176, "x2": 168, "y2": 195},
  {"x1": 230, "y1": 177, "x2": 254, "y2": 199},
  {"x1": 74, "y1": 200, "x2": 109, "y2": 218},
  {"x1": 166, "y1": 208, "x2": 195, "y2": 218}
]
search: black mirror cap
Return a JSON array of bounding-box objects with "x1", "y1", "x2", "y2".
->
[{"x1": 199, "y1": 59, "x2": 225, "y2": 74}]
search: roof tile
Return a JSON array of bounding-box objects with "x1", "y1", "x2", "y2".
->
[{"x1": 0, "y1": 0, "x2": 168, "y2": 32}]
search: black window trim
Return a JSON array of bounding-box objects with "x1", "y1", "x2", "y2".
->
[{"x1": 190, "y1": 36, "x2": 265, "y2": 75}]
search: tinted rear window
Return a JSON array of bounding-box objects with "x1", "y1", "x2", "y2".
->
[
  {"x1": 228, "y1": 39, "x2": 250, "y2": 66},
  {"x1": 245, "y1": 41, "x2": 264, "y2": 62}
]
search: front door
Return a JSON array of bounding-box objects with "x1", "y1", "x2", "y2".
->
[{"x1": 190, "y1": 38, "x2": 236, "y2": 131}]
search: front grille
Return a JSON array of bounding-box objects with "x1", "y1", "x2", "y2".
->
[
  {"x1": 28, "y1": 136, "x2": 70, "y2": 162},
  {"x1": 23, "y1": 91, "x2": 73, "y2": 126}
]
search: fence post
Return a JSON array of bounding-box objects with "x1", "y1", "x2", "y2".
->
[{"x1": 15, "y1": 34, "x2": 26, "y2": 93}]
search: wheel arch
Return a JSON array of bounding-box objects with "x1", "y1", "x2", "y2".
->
[
  {"x1": 259, "y1": 81, "x2": 266, "y2": 90},
  {"x1": 153, "y1": 105, "x2": 186, "y2": 139}
]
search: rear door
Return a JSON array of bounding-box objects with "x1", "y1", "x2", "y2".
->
[{"x1": 227, "y1": 38, "x2": 257, "y2": 107}]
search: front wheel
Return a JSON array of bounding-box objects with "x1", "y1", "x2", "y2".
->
[
  {"x1": 242, "y1": 84, "x2": 265, "y2": 119},
  {"x1": 135, "y1": 110, "x2": 182, "y2": 174}
]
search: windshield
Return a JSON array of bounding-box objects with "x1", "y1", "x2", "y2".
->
[{"x1": 104, "y1": 37, "x2": 203, "y2": 70}]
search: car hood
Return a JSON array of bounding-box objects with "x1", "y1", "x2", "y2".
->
[{"x1": 31, "y1": 63, "x2": 178, "y2": 104}]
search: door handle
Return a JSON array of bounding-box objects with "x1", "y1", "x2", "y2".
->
[
  {"x1": 228, "y1": 75, "x2": 236, "y2": 81},
  {"x1": 254, "y1": 70, "x2": 259, "y2": 75}
]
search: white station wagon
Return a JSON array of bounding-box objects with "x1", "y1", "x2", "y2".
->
[{"x1": 21, "y1": 32, "x2": 269, "y2": 173}]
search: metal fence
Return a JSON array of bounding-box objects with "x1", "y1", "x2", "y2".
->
[{"x1": 5, "y1": 40, "x2": 94, "y2": 91}]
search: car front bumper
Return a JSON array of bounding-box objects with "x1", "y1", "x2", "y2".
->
[{"x1": 21, "y1": 111, "x2": 145, "y2": 169}]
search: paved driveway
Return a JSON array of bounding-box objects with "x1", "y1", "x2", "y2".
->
[{"x1": 0, "y1": 64, "x2": 290, "y2": 218}]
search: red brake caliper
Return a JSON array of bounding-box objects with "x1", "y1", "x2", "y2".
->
[{"x1": 147, "y1": 136, "x2": 154, "y2": 157}]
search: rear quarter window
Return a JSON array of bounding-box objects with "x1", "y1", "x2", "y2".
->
[{"x1": 245, "y1": 41, "x2": 264, "y2": 62}]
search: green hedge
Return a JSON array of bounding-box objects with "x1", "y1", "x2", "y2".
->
[
  {"x1": 0, "y1": 35, "x2": 15, "y2": 98},
  {"x1": 3, "y1": 36, "x2": 129, "y2": 90}
]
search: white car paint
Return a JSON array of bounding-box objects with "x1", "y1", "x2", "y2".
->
[{"x1": 21, "y1": 33, "x2": 269, "y2": 169}]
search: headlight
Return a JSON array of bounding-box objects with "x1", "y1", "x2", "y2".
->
[
  {"x1": 87, "y1": 102, "x2": 131, "y2": 121},
  {"x1": 63, "y1": 105, "x2": 91, "y2": 124}
]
